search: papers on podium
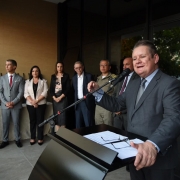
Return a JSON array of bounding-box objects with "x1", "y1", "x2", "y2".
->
[{"x1": 84, "y1": 131, "x2": 144, "y2": 159}]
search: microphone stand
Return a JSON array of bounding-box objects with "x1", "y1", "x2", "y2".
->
[{"x1": 38, "y1": 76, "x2": 118, "y2": 133}]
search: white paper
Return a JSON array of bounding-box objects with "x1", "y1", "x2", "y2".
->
[
  {"x1": 112, "y1": 141, "x2": 130, "y2": 149},
  {"x1": 84, "y1": 131, "x2": 144, "y2": 159},
  {"x1": 84, "y1": 131, "x2": 128, "y2": 145},
  {"x1": 104, "y1": 138, "x2": 144, "y2": 159}
]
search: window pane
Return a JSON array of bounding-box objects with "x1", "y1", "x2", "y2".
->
[{"x1": 153, "y1": 26, "x2": 180, "y2": 76}]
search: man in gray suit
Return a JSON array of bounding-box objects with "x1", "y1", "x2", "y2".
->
[
  {"x1": 0, "y1": 59, "x2": 24, "y2": 148},
  {"x1": 88, "y1": 40, "x2": 180, "y2": 180},
  {"x1": 113, "y1": 57, "x2": 139, "y2": 130}
]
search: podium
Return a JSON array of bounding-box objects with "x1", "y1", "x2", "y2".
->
[{"x1": 28, "y1": 126, "x2": 123, "y2": 180}]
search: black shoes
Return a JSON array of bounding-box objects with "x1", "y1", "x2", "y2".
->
[
  {"x1": 15, "y1": 140, "x2": 22, "y2": 148},
  {"x1": 0, "y1": 141, "x2": 9, "y2": 149},
  {"x1": 30, "y1": 139, "x2": 36, "y2": 145},
  {"x1": 38, "y1": 140, "x2": 43, "y2": 146},
  {"x1": 30, "y1": 141, "x2": 36, "y2": 145},
  {"x1": 0, "y1": 140, "x2": 22, "y2": 148}
]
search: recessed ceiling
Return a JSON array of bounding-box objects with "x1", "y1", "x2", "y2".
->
[{"x1": 44, "y1": 0, "x2": 66, "y2": 4}]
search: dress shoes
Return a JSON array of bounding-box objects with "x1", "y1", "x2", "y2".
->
[
  {"x1": 38, "y1": 140, "x2": 43, "y2": 146},
  {"x1": 15, "y1": 140, "x2": 22, "y2": 148},
  {"x1": 0, "y1": 141, "x2": 9, "y2": 149},
  {"x1": 30, "y1": 141, "x2": 36, "y2": 145},
  {"x1": 30, "y1": 139, "x2": 36, "y2": 145}
]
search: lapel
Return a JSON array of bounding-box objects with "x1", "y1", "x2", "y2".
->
[
  {"x1": 37, "y1": 79, "x2": 43, "y2": 92},
  {"x1": 5, "y1": 74, "x2": 10, "y2": 91},
  {"x1": 83, "y1": 72, "x2": 87, "y2": 94},
  {"x1": 74, "y1": 74, "x2": 78, "y2": 91},
  {"x1": 29, "y1": 79, "x2": 34, "y2": 94},
  {"x1": 130, "y1": 72, "x2": 138, "y2": 82},
  {"x1": 130, "y1": 70, "x2": 162, "y2": 119}
]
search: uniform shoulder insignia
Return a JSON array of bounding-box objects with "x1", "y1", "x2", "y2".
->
[{"x1": 110, "y1": 74, "x2": 117, "y2": 79}]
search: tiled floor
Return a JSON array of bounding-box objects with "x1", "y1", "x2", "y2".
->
[{"x1": 0, "y1": 136, "x2": 130, "y2": 180}]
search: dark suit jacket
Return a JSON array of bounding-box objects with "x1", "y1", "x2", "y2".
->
[
  {"x1": 72, "y1": 72, "x2": 95, "y2": 110},
  {"x1": 113, "y1": 72, "x2": 139, "y2": 114},
  {"x1": 50, "y1": 73, "x2": 70, "y2": 97},
  {"x1": 97, "y1": 69, "x2": 180, "y2": 169}
]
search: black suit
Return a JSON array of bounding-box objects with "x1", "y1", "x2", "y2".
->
[
  {"x1": 72, "y1": 72, "x2": 95, "y2": 128},
  {"x1": 97, "y1": 70, "x2": 180, "y2": 180},
  {"x1": 113, "y1": 72, "x2": 139, "y2": 130}
]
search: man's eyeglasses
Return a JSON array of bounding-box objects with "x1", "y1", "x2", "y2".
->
[
  {"x1": 74, "y1": 67, "x2": 82, "y2": 70},
  {"x1": 111, "y1": 138, "x2": 131, "y2": 149},
  {"x1": 101, "y1": 136, "x2": 131, "y2": 149}
]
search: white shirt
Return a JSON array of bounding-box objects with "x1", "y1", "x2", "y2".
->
[{"x1": 77, "y1": 72, "x2": 84, "y2": 99}]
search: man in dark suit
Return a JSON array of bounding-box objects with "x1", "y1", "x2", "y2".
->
[
  {"x1": 113, "y1": 57, "x2": 139, "y2": 130},
  {"x1": 88, "y1": 40, "x2": 180, "y2": 180},
  {"x1": 0, "y1": 59, "x2": 24, "y2": 148},
  {"x1": 72, "y1": 61, "x2": 95, "y2": 128}
]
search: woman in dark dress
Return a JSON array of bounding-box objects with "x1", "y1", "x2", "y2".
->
[{"x1": 50, "y1": 62, "x2": 70, "y2": 131}]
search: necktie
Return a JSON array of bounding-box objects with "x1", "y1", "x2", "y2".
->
[
  {"x1": 9, "y1": 75, "x2": 13, "y2": 87},
  {"x1": 119, "y1": 76, "x2": 128, "y2": 95},
  {"x1": 136, "y1": 78, "x2": 147, "y2": 105}
]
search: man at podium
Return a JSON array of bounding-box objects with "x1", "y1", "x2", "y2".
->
[{"x1": 88, "y1": 40, "x2": 180, "y2": 180}]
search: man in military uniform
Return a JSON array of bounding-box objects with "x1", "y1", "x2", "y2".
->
[{"x1": 95, "y1": 59, "x2": 116, "y2": 125}]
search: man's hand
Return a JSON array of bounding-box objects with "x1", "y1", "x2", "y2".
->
[
  {"x1": 6, "y1": 102, "x2": 14, "y2": 108},
  {"x1": 130, "y1": 141, "x2": 157, "y2": 170},
  {"x1": 87, "y1": 81, "x2": 99, "y2": 92},
  {"x1": 115, "y1": 111, "x2": 121, "y2": 115}
]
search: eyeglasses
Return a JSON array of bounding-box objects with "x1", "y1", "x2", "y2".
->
[
  {"x1": 74, "y1": 67, "x2": 82, "y2": 70},
  {"x1": 101, "y1": 135, "x2": 130, "y2": 148},
  {"x1": 111, "y1": 138, "x2": 131, "y2": 149}
]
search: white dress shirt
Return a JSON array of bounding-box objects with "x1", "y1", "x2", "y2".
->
[{"x1": 77, "y1": 72, "x2": 84, "y2": 99}]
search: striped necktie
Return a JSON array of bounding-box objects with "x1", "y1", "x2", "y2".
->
[{"x1": 119, "y1": 76, "x2": 128, "y2": 95}]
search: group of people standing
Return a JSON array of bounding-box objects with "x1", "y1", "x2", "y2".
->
[
  {"x1": 0, "y1": 58, "x2": 120, "y2": 149},
  {"x1": 1, "y1": 39, "x2": 180, "y2": 180},
  {"x1": 0, "y1": 59, "x2": 114, "y2": 149},
  {"x1": 0, "y1": 60, "x2": 71, "y2": 148}
]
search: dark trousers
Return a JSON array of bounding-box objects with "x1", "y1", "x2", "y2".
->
[
  {"x1": 129, "y1": 164, "x2": 174, "y2": 180},
  {"x1": 27, "y1": 104, "x2": 46, "y2": 140},
  {"x1": 75, "y1": 101, "x2": 94, "y2": 128}
]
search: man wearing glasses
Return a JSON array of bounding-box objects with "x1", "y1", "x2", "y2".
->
[{"x1": 72, "y1": 61, "x2": 95, "y2": 128}]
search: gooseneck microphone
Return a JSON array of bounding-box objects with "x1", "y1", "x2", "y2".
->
[{"x1": 106, "y1": 68, "x2": 131, "y2": 93}]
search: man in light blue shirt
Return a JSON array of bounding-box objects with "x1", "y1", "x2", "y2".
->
[{"x1": 88, "y1": 40, "x2": 180, "y2": 180}]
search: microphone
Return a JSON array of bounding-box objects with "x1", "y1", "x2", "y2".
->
[
  {"x1": 106, "y1": 68, "x2": 131, "y2": 93},
  {"x1": 38, "y1": 69, "x2": 130, "y2": 128}
]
